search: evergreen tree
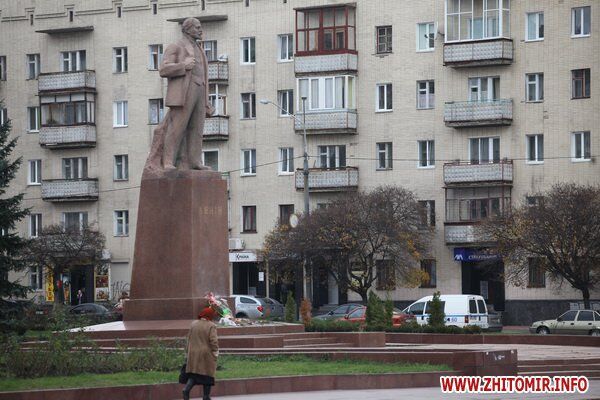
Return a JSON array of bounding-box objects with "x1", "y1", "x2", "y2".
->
[
  {"x1": 284, "y1": 292, "x2": 296, "y2": 322},
  {"x1": 365, "y1": 291, "x2": 386, "y2": 329},
  {"x1": 428, "y1": 291, "x2": 446, "y2": 328}
]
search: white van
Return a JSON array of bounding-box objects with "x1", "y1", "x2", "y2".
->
[{"x1": 403, "y1": 294, "x2": 489, "y2": 329}]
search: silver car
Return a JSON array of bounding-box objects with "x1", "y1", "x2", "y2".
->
[
  {"x1": 530, "y1": 310, "x2": 600, "y2": 336},
  {"x1": 262, "y1": 297, "x2": 284, "y2": 318},
  {"x1": 231, "y1": 295, "x2": 268, "y2": 319}
]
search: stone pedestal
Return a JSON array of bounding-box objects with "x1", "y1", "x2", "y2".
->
[{"x1": 124, "y1": 169, "x2": 230, "y2": 321}]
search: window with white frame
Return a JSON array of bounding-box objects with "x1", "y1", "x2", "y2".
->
[
  {"x1": 29, "y1": 213, "x2": 42, "y2": 238},
  {"x1": 417, "y1": 80, "x2": 435, "y2": 109},
  {"x1": 114, "y1": 210, "x2": 129, "y2": 236},
  {"x1": 279, "y1": 204, "x2": 295, "y2": 226},
  {"x1": 209, "y1": 84, "x2": 227, "y2": 115},
  {"x1": 114, "y1": 154, "x2": 129, "y2": 180},
  {"x1": 417, "y1": 23, "x2": 435, "y2": 51},
  {"x1": 376, "y1": 142, "x2": 393, "y2": 170},
  {"x1": 241, "y1": 37, "x2": 256, "y2": 64},
  {"x1": 113, "y1": 101, "x2": 128, "y2": 127},
  {"x1": 278, "y1": 90, "x2": 293, "y2": 116},
  {"x1": 203, "y1": 150, "x2": 219, "y2": 171},
  {"x1": 572, "y1": 6, "x2": 591, "y2": 37},
  {"x1": 318, "y1": 145, "x2": 346, "y2": 169},
  {"x1": 27, "y1": 106, "x2": 40, "y2": 132},
  {"x1": 297, "y1": 75, "x2": 356, "y2": 111},
  {"x1": 28, "y1": 160, "x2": 41, "y2": 185},
  {"x1": 418, "y1": 200, "x2": 436, "y2": 227},
  {"x1": 61, "y1": 50, "x2": 86, "y2": 72},
  {"x1": 113, "y1": 47, "x2": 128, "y2": 73},
  {"x1": 62, "y1": 212, "x2": 88, "y2": 232},
  {"x1": 527, "y1": 134, "x2": 544, "y2": 163},
  {"x1": 572, "y1": 131, "x2": 591, "y2": 161},
  {"x1": 30, "y1": 266, "x2": 43, "y2": 290},
  {"x1": 572, "y1": 69, "x2": 591, "y2": 99},
  {"x1": 470, "y1": 137, "x2": 500, "y2": 164},
  {"x1": 204, "y1": 40, "x2": 218, "y2": 61},
  {"x1": 526, "y1": 73, "x2": 544, "y2": 102},
  {"x1": 242, "y1": 205, "x2": 257, "y2": 232},
  {"x1": 62, "y1": 157, "x2": 88, "y2": 179},
  {"x1": 278, "y1": 34, "x2": 293, "y2": 61},
  {"x1": 469, "y1": 76, "x2": 500, "y2": 101},
  {"x1": 0, "y1": 56, "x2": 6, "y2": 80},
  {"x1": 418, "y1": 140, "x2": 435, "y2": 167},
  {"x1": 241, "y1": 93, "x2": 256, "y2": 119},
  {"x1": 26, "y1": 54, "x2": 40, "y2": 79},
  {"x1": 445, "y1": 0, "x2": 510, "y2": 42},
  {"x1": 148, "y1": 99, "x2": 164, "y2": 124},
  {"x1": 241, "y1": 149, "x2": 256, "y2": 175},
  {"x1": 376, "y1": 83, "x2": 392, "y2": 111},
  {"x1": 148, "y1": 44, "x2": 163, "y2": 70},
  {"x1": 279, "y1": 147, "x2": 294, "y2": 174},
  {"x1": 526, "y1": 12, "x2": 544, "y2": 41},
  {"x1": 0, "y1": 108, "x2": 6, "y2": 125},
  {"x1": 376, "y1": 26, "x2": 392, "y2": 53}
]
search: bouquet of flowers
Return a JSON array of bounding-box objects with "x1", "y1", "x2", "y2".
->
[{"x1": 204, "y1": 292, "x2": 232, "y2": 318}]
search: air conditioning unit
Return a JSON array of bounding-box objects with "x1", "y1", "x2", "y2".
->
[{"x1": 229, "y1": 238, "x2": 245, "y2": 250}]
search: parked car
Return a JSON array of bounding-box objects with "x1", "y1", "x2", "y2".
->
[
  {"x1": 313, "y1": 303, "x2": 363, "y2": 321},
  {"x1": 486, "y1": 304, "x2": 503, "y2": 332},
  {"x1": 69, "y1": 303, "x2": 118, "y2": 323},
  {"x1": 262, "y1": 297, "x2": 284, "y2": 318},
  {"x1": 341, "y1": 306, "x2": 414, "y2": 327},
  {"x1": 403, "y1": 294, "x2": 490, "y2": 329},
  {"x1": 231, "y1": 295, "x2": 268, "y2": 319},
  {"x1": 530, "y1": 310, "x2": 600, "y2": 336}
]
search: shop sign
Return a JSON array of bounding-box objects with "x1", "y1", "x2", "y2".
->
[
  {"x1": 229, "y1": 252, "x2": 257, "y2": 262},
  {"x1": 45, "y1": 268, "x2": 54, "y2": 303},
  {"x1": 454, "y1": 247, "x2": 501, "y2": 262}
]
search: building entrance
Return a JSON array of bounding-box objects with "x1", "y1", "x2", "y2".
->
[
  {"x1": 461, "y1": 260, "x2": 505, "y2": 311},
  {"x1": 232, "y1": 262, "x2": 266, "y2": 296}
]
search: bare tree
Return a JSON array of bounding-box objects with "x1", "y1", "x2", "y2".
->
[
  {"x1": 21, "y1": 224, "x2": 106, "y2": 307},
  {"x1": 263, "y1": 186, "x2": 431, "y2": 303},
  {"x1": 481, "y1": 184, "x2": 600, "y2": 309}
]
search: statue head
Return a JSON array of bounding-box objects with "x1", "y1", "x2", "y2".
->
[{"x1": 182, "y1": 18, "x2": 203, "y2": 41}]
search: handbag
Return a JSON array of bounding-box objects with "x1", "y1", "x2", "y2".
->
[{"x1": 179, "y1": 363, "x2": 189, "y2": 384}]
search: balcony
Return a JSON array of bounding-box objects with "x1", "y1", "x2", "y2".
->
[
  {"x1": 203, "y1": 116, "x2": 229, "y2": 140},
  {"x1": 39, "y1": 125, "x2": 96, "y2": 149},
  {"x1": 295, "y1": 110, "x2": 357, "y2": 134},
  {"x1": 295, "y1": 167, "x2": 358, "y2": 192},
  {"x1": 444, "y1": 99, "x2": 512, "y2": 128},
  {"x1": 295, "y1": 53, "x2": 358, "y2": 75},
  {"x1": 38, "y1": 70, "x2": 96, "y2": 93},
  {"x1": 444, "y1": 161, "x2": 513, "y2": 186},
  {"x1": 208, "y1": 61, "x2": 228, "y2": 82},
  {"x1": 445, "y1": 224, "x2": 492, "y2": 245},
  {"x1": 443, "y1": 38, "x2": 513, "y2": 67},
  {"x1": 41, "y1": 179, "x2": 99, "y2": 202}
]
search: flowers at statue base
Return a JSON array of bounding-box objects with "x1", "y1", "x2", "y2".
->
[{"x1": 204, "y1": 292, "x2": 233, "y2": 319}]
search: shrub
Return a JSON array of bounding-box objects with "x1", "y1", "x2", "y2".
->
[
  {"x1": 365, "y1": 292, "x2": 386, "y2": 330},
  {"x1": 284, "y1": 292, "x2": 296, "y2": 323},
  {"x1": 305, "y1": 319, "x2": 361, "y2": 332},
  {"x1": 384, "y1": 298, "x2": 394, "y2": 328},
  {"x1": 300, "y1": 298, "x2": 312, "y2": 326},
  {"x1": 427, "y1": 291, "x2": 445, "y2": 328}
]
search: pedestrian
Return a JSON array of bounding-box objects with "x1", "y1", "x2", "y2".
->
[
  {"x1": 182, "y1": 306, "x2": 219, "y2": 400},
  {"x1": 77, "y1": 289, "x2": 83, "y2": 305}
]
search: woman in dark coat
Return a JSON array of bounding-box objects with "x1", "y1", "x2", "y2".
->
[{"x1": 183, "y1": 307, "x2": 219, "y2": 400}]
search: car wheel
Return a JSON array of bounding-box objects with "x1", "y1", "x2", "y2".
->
[
  {"x1": 536, "y1": 326, "x2": 550, "y2": 335},
  {"x1": 235, "y1": 312, "x2": 247, "y2": 318},
  {"x1": 590, "y1": 330, "x2": 600, "y2": 337}
]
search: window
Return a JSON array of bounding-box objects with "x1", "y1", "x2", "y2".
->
[
  {"x1": 204, "y1": 41, "x2": 218, "y2": 61},
  {"x1": 242, "y1": 206, "x2": 257, "y2": 232},
  {"x1": 69, "y1": 9, "x2": 74, "y2": 21},
  {"x1": 41, "y1": 96, "x2": 95, "y2": 127},
  {"x1": 469, "y1": 137, "x2": 500, "y2": 164},
  {"x1": 376, "y1": 83, "x2": 393, "y2": 111},
  {"x1": 279, "y1": 204, "x2": 294, "y2": 226},
  {"x1": 27, "y1": 107, "x2": 40, "y2": 132},
  {"x1": 278, "y1": 34, "x2": 294, "y2": 61},
  {"x1": 526, "y1": 73, "x2": 544, "y2": 102},
  {"x1": 113, "y1": 101, "x2": 128, "y2": 127},
  {"x1": 318, "y1": 145, "x2": 346, "y2": 168},
  {"x1": 203, "y1": 150, "x2": 219, "y2": 171},
  {"x1": 417, "y1": 23, "x2": 435, "y2": 51},
  {"x1": 114, "y1": 155, "x2": 129, "y2": 180},
  {"x1": 148, "y1": 44, "x2": 163, "y2": 70},
  {"x1": 0, "y1": 56, "x2": 6, "y2": 80},
  {"x1": 572, "y1": 131, "x2": 591, "y2": 161},
  {"x1": 61, "y1": 50, "x2": 86, "y2": 72},
  {"x1": 148, "y1": 99, "x2": 164, "y2": 124},
  {"x1": 526, "y1": 12, "x2": 544, "y2": 41},
  {"x1": 26, "y1": 54, "x2": 40, "y2": 79},
  {"x1": 407, "y1": 302, "x2": 425, "y2": 315},
  {"x1": 418, "y1": 140, "x2": 435, "y2": 167},
  {"x1": 63, "y1": 212, "x2": 88, "y2": 232},
  {"x1": 420, "y1": 259, "x2": 436, "y2": 288},
  {"x1": 209, "y1": 84, "x2": 227, "y2": 115},
  {"x1": 28, "y1": 160, "x2": 41, "y2": 185},
  {"x1": 241, "y1": 37, "x2": 256, "y2": 64},
  {"x1": 572, "y1": 69, "x2": 590, "y2": 99},
  {"x1": 376, "y1": 26, "x2": 392, "y2": 53},
  {"x1": 376, "y1": 142, "x2": 392, "y2": 170},
  {"x1": 528, "y1": 258, "x2": 545, "y2": 288},
  {"x1": 278, "y1": 90, "x2": 294, "y2": 116},
  {"x1": 578, "y1": 311, "x2": 594, "y2": 322},
  {"x1": 113, "y1": 47, "x2": 128, "y2": 73},
  {"x1": 241, "y1": 149, "x2": 257, "y2": 175},
  {"x1": 527, "y1": 134, "x2": 544, "y2": 163},
  {"x1": 559, "y1": 310, "x2": 578, "y2": 322},
  {"x1": 417, "y1": 80, "x2": 435, "y2": 109},
  {"x1": 297, "y1": 75, "x2": 356, "y2": 111},
  {"x1": 526, "y1": 196, "x2": 543, "y2": 207},
  {"x1": 241, "y1": 93, "x2": 256, "y2": 119},
  {"x1": 279, "y1": 147, "x2": 294, "y2": 174},
  {"x1": 469, "y1": 76, "x2": 500, "y2": 101},
  {"x1": 572, "y1": 7, "x2": 591, "y2": 37},
  {"x1": 376, "y1": 260, "x2": 395, "y2": 290},
  {"x1": 114, "y1": 210, "x2": 129, "y2": 236},
  {"x1": 30, "y1": 266, "x2": 43, "y2": 290},
  {"x1": 446, "y1": 0, "x2": 510, "y2": 42},
  {"x1": 62, "y1": 157, "x2": 88, "y2": 179},
  {"x1": 29, "y1": 213, "x2": 42, "y2": 238},
  {"x1": 296, "y1": 6, "x2": 356, "y2": 55},
  {"x1": 0, "y1": 107, "x2": 6, "y2": 125},
  {"x1": 116, "y1": 5, "x2": 122, "y2": 18},
  {"x1": 418, "y1": 200, "x2": 436, "y2": 227},
  {"x1": 151, "y1": 1, "x2": 157, "y2": 14}
]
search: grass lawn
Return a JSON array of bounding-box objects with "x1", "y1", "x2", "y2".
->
[{"x1": 0, "y1": 355, "x2": 450, "y2": 392}]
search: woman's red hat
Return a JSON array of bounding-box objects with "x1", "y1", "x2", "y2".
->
[{"x1": 198, "y1": 307, "x2": 217, "y2": 320}]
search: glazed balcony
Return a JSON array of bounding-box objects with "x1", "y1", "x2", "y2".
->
[
  {"x1": 295, "y1": 110, "x2": 357, "y2": 134},
  {"x1": 444, "y1": 99, "x2": 512, "y2": 128},
  {"x1": 444, "y1": 161, "x2": 513, "y2": 186},
  {"x1": 295, "y1": 53, "x2": 358, "y2": 75},
  {"x1": 295, "y1": 167, "x2": 358, "y2": 192},
  {"x1": 203, "y1": 116, "x2": 229, "y2": 140},
  {"x1": 39, "y1": 125, "x2": 96, "y2": 149},
  {"x1": 38, "y1": 70, "x2": 96, "y2": 93},
  {"x1": 443, "y1": 38, "x2": 513, "y2": 67},
  {"x1": 208, "y1": 60, "x2": 228, "y2": 82},
  {"x1": 41, "y1": 179, "x2": 99, "y2": 202},
  {"x1": 445, "y1": 224, "x2": 493, "y2": 245}
]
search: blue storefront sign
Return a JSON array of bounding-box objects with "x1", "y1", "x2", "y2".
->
[{"x1": 454, "y1": 247, "x2": 501, "y2": 262}]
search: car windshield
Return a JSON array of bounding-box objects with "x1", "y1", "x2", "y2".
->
[
  {"x1": 349, "y1": 308, "x2": 365, "y2": 318},
  {"x1": 559, "y1": 311, "x2": 578, "y2": 321}
]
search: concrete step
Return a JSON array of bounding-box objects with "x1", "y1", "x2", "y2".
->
[
  {"x1": 518, "y1": 364, "x2": 600, "y2": 373},
  {"x1": 283, "y1": 337, "x2": 339, "y2": 346},
  {"x1": 519, "y1": 370, "x2": 600, "y2": 378},
  {"x1": 283, "y1": 342, "x2": 355, "y2": 348},
  {"x1": 519, "y1": 358, "x2": 600, "y2": 366}
]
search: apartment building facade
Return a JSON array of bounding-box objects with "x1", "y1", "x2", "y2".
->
[{"x1": 1, "y1": 0, "x2": 598, "y2": 324}]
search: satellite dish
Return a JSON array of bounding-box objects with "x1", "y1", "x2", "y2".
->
[{"x1": 289, "y1": 213, "x2": 299, "y2": 228}]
